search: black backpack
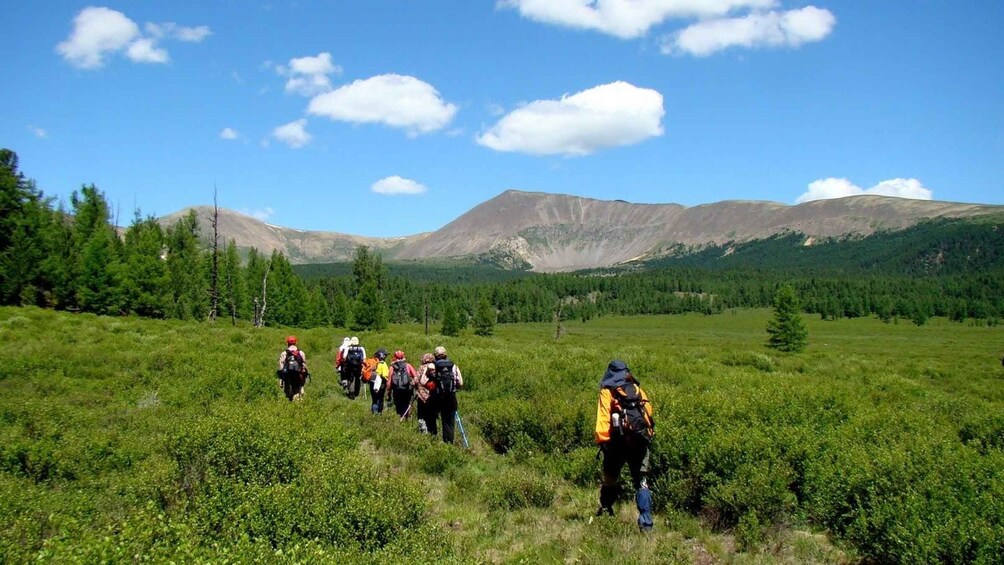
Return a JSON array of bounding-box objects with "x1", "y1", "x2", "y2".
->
[
  {"x1": 344, "y1": 346, "x2": 364, "y2": 373},
  {"x1": 612, "y1": 383, "x2": 654, "y2": 445},
  {"x1": 282, "y1": 348, "x2": 305, "y2": 379},
  {"x1": 434, "y1": 359, "x2": 457, "y2": 397},
  {"x1": 391, "y1": 361, "x2": 411, "y2": 390}
]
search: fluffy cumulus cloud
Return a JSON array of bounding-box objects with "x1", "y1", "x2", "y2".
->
[
  {"x1": 272, "y1": 119, "x2": 311, "y2": 148},
  {"x1": 796, "y1": 178, "x2": 933, "y2": 204},
  {"x1": 277, "y1": 52, "x2": 342, "y2": 96},
  {"x1": 307, "y1": 74, "x2": 457, "y2": 136},
  {"x1": 498, "y1": 0, "x2": 776, "y2": 39},
  {"x1": 371, "y1": 176, "x2": 428, "y2": 195},
  {"x1": 56, "y1": 6, "x2": 209, "y2": 69},
  {"x1": 373, "y1": 176, "x2": 427, "y2": 196},
  {"x1": 219, "y1": 127, "x2": 239, "y2": 140},
  {"x1": 476, "y1": 81, "x2": 664, "y2": 156},
  {"x1": 662, "y1": 6, "x2": 836, "y2": 56}
]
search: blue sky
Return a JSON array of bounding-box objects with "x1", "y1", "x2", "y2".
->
[{"x1": 2, "y1": 1, "x2": 1002, "y2": 237}]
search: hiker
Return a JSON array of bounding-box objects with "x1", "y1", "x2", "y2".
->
[
  {"x1": 277, "y1": 336, "x2": 309, "y2": 402},
  {"x1": 428, "y1": 346, "x2": 463, "y2": 444},
  {"x1": 342, "y1": 337, "x2": 366, "y2": 399},
  {"x1": 365, "y1": 348, "x2": 390, "y2": 414},
  {"x1": 387, "y1": 350, "x2": 419, "y2": 418},
  {"x1": 415, "y1": 352, "x2": 436, "y2": 434},
  {"x1": 335, "y1": 336, "x2": 351, "y2": 385},
  {"x1": 595, "y1": 359, "x2": 655, "y2": 532}
]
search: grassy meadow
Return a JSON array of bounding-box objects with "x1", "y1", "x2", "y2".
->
[{"x1": 1, "y1": 306, "x2": 1002, "y2": 563}]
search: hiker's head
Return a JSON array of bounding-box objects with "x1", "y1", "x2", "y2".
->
[
  {"x1": 601, "y1": 359, "x2": 632, "y2": 386},
  {"x1": 350, "y1": 336, "x2": 359, "y2": 346},
  {"x1": 393, "y1": 350, "x2": 405, "y2": 361},
  {"x1": 286, "y1": 336, "x2": 298, "y2": 346},
  {"x1": 421, "y1": 353, "x2": 434, "y2": 364},
  {"x1": 375, "y1": 348, "x2": 388, "y2": 360},
  {"x1": 342, "y1": 337, "x2": 350, "y2": 345},
  {"x1": 434, "y1": 346, "x2": 447, "y2": 359}
]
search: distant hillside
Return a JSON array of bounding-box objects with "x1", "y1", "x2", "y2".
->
[
  {"x1": 159, "y1": 191, "x2": 1002, "y2": 270},
  {"x1": 158, "y1": 207, "x2": 428, "y2": 263}
]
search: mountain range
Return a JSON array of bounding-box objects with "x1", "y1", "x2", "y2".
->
[{"x1": 159, "y1": 190, "x2": 1002, "y2": 271}]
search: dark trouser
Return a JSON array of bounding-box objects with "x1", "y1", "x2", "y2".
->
[
  {"x1": 282, "y1": 374, "x2": 304, "y2": 401},
  {"x1": 344, "y1": 368, "x2": 361, "y2": 399},
  {"x1": 437, "y1": 394, "x2": 458, "y2": 444},
  {"x1": 369, "y1": 381, "x2": 386, "y2": 413},
  {"x1": 417, "y1": 398, "x2": 435, "y2": 434},
  {"x1": 599, "y1": 441, "x2": 653, "y2": 530},
  {"x1": 392, "y1": 388, "x2": 413, "y2": 417}
]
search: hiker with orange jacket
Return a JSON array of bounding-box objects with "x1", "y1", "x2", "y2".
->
[
  {"x1": 595, "y1": 359, "x2": 654, "y2": 532},
  {"x1": 364, "y1": 348, "x2": 390, "y2": 414}
]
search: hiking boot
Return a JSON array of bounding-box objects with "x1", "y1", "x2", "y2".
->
[{"x1": 595, "y1": 506, "x2": 614, "y2": 517}]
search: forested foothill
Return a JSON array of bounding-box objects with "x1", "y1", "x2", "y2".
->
[{"x1": 2, "y1": 149, "x2": 1003, "y2": 562}]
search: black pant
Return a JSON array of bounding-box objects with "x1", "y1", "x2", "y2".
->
[
  {"x1": 418, "y1": 398, "x2": 436, "y2": 433},
  {"x1": 392, "y1": 388, "x2": 413, "y2": 417},
  {"x1": 599, "y1": 441, "x2": 650, "y2": 509},
  {"x1": 344, "y1": 368, "x2": 361, "y2": 399},
  {"x1": 437, "y1": 394, "x2": 458, "y2": 444},
  {"x1": 369, "y1": 380, "x2": 386, "y2": 413}
]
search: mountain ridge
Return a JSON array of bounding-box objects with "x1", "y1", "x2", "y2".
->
[{"x1": 160, "y1": 190, "x2": 1003, "y2": 270}]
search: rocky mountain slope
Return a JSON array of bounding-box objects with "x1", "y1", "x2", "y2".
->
[{"x1": 160, "y1": 191, "x2": 1001, "y2": 271}]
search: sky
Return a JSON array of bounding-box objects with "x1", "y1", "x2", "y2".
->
[{"x1": 2, "y1": 1, "x2": 1002, "y2": 237}]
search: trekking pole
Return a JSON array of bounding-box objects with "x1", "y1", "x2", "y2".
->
[
  {"x1": 455, "y1": 410, "x2": 470, "y2": 449},
  {"x1": 400, "y1": 401, "x2": 413, "y2": 422}
]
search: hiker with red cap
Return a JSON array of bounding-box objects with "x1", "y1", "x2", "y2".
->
[
  {"x1": 277, "y1": 336, "x2": 309, "y2": 402},
  {"x1": 387, "y1": 350, "x2": 419, "y2": 419}
]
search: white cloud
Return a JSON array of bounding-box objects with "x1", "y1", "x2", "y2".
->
[
  {"x1": 56, "y1": 7, "x2": 140, "y2": 69},
  {"x1": 278, "y1": 52, "x2": 342, "y2": 96},
  {"x1": 796, "y1": 178, "x2": 933, "y2": 204},
  {"x1": 307, "y1": 74, "x2": 457, "y2": 136},
  {"x1": 27, "y1": 125, "x2": 48, "y2": 139},
  {"x1": 476, "y1": 81, "x2": 664, "y2": 156},
  {"x1": 272, "y1": 119, "x2": 312, "y2": 148},
  {"x1": 219, "y1": 127, "x2": 239, "y2": 140},
  {"x1": 241, "y1": 207, "x2": 275, "y2": 221},
  {"x1": 126, "y1": 38, "x2": 169, "y2": 63},
  {"x1": 498, "y1": 0, "x2": 777, "y2": 39},
  {"x1": 145, "y1": 22, "x2": 211, "y2": 42},
  {"x1": 56, "y1": 7, "x2": 209, "y2": 69},
  {"x1": 662, "y1": 6, "x2": 836, "y2": 56},
  {"x1": 372, "y1": 176, "x2": 428, "y2": 195}
]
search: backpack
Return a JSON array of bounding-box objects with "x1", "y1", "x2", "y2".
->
[
  {"x1": 611, "y1": 383, "x2": 654, "y2": 445},
  {"x1": 434, "y1": 359, "x2": 457, "y2": 397},
  {"x1": 391, "y1": 361, "x2": 411, "y2": 390},
  {"x1": 282, "y1": 348, "x2": 305, "y2": 380},
  {"x1": 344, "y1": 346, "x2": 364, "y2": 373}
]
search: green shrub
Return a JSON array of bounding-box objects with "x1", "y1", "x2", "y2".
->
[{"x1": 482, "y1": 469, "x2": 556, "y2": 511}]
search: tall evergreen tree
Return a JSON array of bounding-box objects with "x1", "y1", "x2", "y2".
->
[
  {"x1": 121, "y1": 213, "x2": 169, "y2": 317},
  {"x1": 473, "y1": 295, "x2": 496, "y2": 337},
  {"x1": 766, "y1": 284, "x2": 808, "y2": 352},
  {"x1": 220, "y1": 240, "x2": 247, "y2": 325},
  {"x1": 441, "y1": 300, "x2": 462, "y2": 337},
  {"x1": 331, "y1": 289, "x2": 350, "y2": 328},
  {"x1": 351, "y1": 280, "x2": 387, "y2": 331},
  {"x1": 165, "y1": 210, "x2": 207, "y2": 319}
]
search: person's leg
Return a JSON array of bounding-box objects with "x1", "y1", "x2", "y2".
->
[
  {"x1": 628, "y1": 446, "x2": 653, "y2": 531},
  {"x1": 440, "y1": 395, "x2": 457, "y2": 444},
  {"x1": 425, "y1": 398, "x2": 438, "y2": 436},
  {"x1": 599, "y1": 443, "x2": 627, "y2": 515}
]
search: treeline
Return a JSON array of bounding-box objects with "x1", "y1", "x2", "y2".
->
[{"x1": 0, "y1": 149, "x2": 327, "y2": 327}]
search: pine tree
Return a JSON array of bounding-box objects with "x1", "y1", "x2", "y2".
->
[
  {"x1": 473, "y1": 295, "x2": 496, "y2": 337},
  {"x1": 165, "y1": 210, "x2": 207, "y2": 319},
  {"x1": 766, "y1": 284, "x2": 808, "y2": 352},
  {"x1": 351, "y1": 280, "x2": 387, "y2": 331},
  {"x1": 441, "y1": 301, "x2": 462, "y2": 337},
  {"x1": 331, "y1": 289, "x2": 350, "y2": 328},
  {"x1": 220, "y1": 240, "x2": 247, "y2": 325},
  {"x1": 121, "y1": 213, "x2": 169, "y2": 317}
]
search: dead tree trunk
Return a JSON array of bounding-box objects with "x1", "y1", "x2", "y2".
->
[
  {"x1": 208, "y1": 186, "x2": 220, "y2": 322},
  {"x1": 253, "y1": 259, "x2": 272, "y2": 327}
]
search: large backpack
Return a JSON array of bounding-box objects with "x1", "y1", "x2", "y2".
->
[
  {"x1": 434, "y1": 359, "x2": 457, "y2": 397},
  {"x1": 282, "y1": 348, "x2": 305, "y2": 381},
  {"x1": 391, "y1": 361, "x2": 411, "y2": 391},
  {"x1": 344, "y1": 346, "x2": 364, "y2": 374},
  {"x1": 611, "y1": 383, "x2": 654, "y2": 445}
]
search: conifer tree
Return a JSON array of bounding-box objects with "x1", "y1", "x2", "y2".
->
[
  {"x1": 165, "y1": 210, "x2": 207, "y2": 319},
  {"x1": 351, "y1": 280, "x2": 387, "y2": 331},
  {"x1": 121, "y1": 213, "x2": 169, "y2": 317},
  {"x1": 331, "y1": 289, "x2": 350, "y2": 328},
  {"x1": 220, "y1": 240, "x2": 247, "y2": 325},
  {"x1": 473, "y1": 295, "x2": 496, "y2": 337},
  {"x1": 441, "y1": 300, "x2": 462, "y2": 337},
  {"x1": 766, "y1": 284, "x2": 808, "y2": 352}
]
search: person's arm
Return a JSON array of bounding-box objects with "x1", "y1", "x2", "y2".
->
[
  {"x1": 641, "y1": 387, "x2": 654, "y2": 432},
  {"x1": 453, "y1": 364, "x2": 463, "y2": 389},
  {"x1": 595, "y1": 389, "x2": 613, "y2": 444}
]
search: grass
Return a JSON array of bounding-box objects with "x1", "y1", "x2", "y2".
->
[{"x1": 0, "y1": 306, "x2": 1002, "y2": 563}]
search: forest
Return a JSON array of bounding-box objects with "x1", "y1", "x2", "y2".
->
[{"x1": 2, "y1": 147, "x2": 1002, "y2": 332}]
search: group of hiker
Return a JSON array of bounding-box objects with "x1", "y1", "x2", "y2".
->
[
  {"x1": 276, "y1": 335, "x2": 466, "y2": 445},
  {"x1": 277, "y1": 337, "x2": 655, "y2": 532}
]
